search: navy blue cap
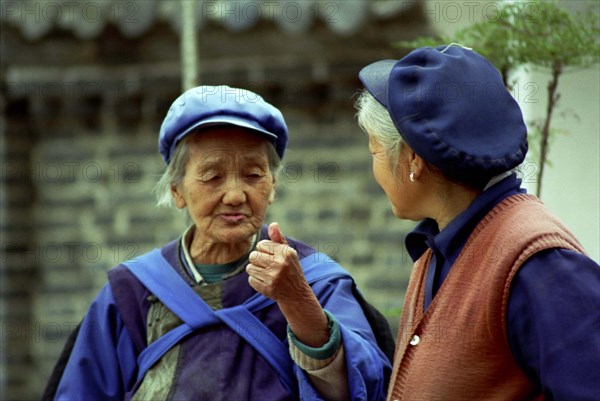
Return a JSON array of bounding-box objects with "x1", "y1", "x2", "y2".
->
[
  {"x1": 359, "y1": 45, "x2": 528, "y2": 184},
  {"x1": 159, "y1": 85, "x2": 288, "y2": 164}
]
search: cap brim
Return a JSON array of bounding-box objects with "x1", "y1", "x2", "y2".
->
[
  {"x1": 358, "y1": 59, "x2": 398, "y2": 107},
  {"x1": 169, "y1": 115, "x2": 278, "y2": 159}
]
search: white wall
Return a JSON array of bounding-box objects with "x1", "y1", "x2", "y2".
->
[{"x1": 521, "y1": 68, "x2": 600, "y2": 262}]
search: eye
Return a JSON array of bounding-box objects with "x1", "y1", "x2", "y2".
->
[
  {"x1": 245, "y1": 168, "x2": 266, "y2": 180},
  {"x1": 199, "y1": 171, "x2": 221, "y2": 182}
]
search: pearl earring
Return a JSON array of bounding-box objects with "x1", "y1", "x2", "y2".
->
[{"x1": 410, "y1": 172, "x2": 415, "y2": 182}]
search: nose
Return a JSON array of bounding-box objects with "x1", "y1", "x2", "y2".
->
[{"x1": 221, "y1": 177, "x2": 247, "y2": 206}]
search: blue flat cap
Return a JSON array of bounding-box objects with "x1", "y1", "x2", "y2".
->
[
  {"x1": 159, "y1": 85, "x2": 288, "y2": 163},
  {"x1": 359, "y1": 45, "x2": 528, "y2": 185}
]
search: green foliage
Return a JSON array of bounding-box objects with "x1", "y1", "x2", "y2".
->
[
  {"x1": 515, "y1": 1, "x2": 600, "y2": 70},
  {"x1": 382, "y1": 306, "x2": 403, "y2": 318},
  {"x1": 396, "y1": 0, "x2": 600, "y2": 197},
  {"x1": 398, "y1": 1, "x2": 599, "y2": 76}
]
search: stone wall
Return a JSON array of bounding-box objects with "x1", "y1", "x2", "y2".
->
[{"x1": 1, "y1": 11, "x2": 428, "y2": 399}]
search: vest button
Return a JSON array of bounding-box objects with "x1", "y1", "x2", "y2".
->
[{"x1": 409, "y1": 334, "x2": 420, "y2": 346}]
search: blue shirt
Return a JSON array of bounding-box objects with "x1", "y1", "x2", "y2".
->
[{"x1": 405, "y1": 174, "x2": 600, "y2": 400}]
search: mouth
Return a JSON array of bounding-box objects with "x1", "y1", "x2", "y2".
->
[{"x1": 219, "y1": 213, "x2": 247, "y2": 223}]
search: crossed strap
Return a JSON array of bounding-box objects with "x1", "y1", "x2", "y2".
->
[{"x1": 123, "y1": 248, "x2": 350, "y2": 398}]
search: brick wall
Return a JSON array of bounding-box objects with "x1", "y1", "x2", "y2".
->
[
  {"x1": 2, "y1": 94, "x2": 40, "y2": 400},
  {"x1": 1, "y1": 14, "x2": 427, "y2": 399}
]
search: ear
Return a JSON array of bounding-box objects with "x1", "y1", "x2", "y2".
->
[
  {"x1": 170, "y1": 184, "x2": 187, "y2": 209},
  {"x1": 400, "y1": 145, "x2": 425, "y2": 181},
  {"x1": 411, "y1": 153, "x2": 426, "y2": 180}
]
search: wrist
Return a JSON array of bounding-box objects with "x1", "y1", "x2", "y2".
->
[
  {"x1": 279, "y1": 295, "x2": 329, "y2": 347},
  {"x1": 287, "y1": 309, "x2": 341, "y2": 360}
]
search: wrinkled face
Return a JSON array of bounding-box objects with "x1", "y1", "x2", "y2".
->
[{"x1": 171, "y1": 127, "x2": 275, "y2": 245}]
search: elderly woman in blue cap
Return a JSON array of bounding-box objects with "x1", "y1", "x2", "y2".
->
[
  {"x1": 355, "y1": 45, "x2": 600, "y2": 401},
  {"x1": 51, "y1": 86, "x2": 391, "y2": 401}
]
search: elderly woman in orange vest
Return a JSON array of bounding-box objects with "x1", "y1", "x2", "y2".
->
[{"x1": 355, "y1": 44, "x2": 600, "y2": 401}]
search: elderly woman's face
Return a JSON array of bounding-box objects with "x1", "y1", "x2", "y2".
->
[{"x1": 172, "y1": 127, "x2": 275, "y2": 244}]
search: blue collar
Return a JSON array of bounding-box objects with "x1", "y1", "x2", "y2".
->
[{"x1": 405, "y1": 174, "x2": 526, "y2": 264}]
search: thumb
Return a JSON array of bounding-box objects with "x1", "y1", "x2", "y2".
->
[{"x1": 268, "y1": 222, "x2": 288, "y2": 245}]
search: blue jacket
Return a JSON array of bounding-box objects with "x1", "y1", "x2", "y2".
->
[{"x1": 55, "y1": 227, "x2": 391, "y2": 400}]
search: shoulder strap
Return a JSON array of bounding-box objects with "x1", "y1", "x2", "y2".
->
[
  {"x1": 123, "y1": 249, "x2": 349, "y2": 398},
  {"x1": 126, "y1": 249, "x2": 220, "y2": 327}
]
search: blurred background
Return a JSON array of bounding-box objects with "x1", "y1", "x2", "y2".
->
[{"x1": 1, "y1": 0, "x2": 598, "y2": 399}]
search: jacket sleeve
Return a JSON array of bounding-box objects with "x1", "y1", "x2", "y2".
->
[
  {"x1": 54, "y1": 283, "x2": 138, "y2": 401},
  {"x1": 294, "y1": 275, "x2": 391, "y2": 401},
  {"x1": 507, "y1": 248, "x2": 600, "y2": 401}
]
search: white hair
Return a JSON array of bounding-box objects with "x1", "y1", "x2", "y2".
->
[{"x1": 355, "y1": 90, "x2": 405, "y2": 176}]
